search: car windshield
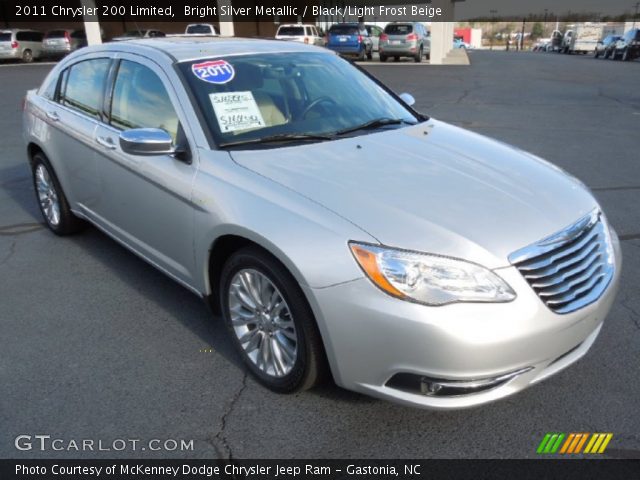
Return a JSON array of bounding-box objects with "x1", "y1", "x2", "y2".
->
[
  {"x1": 386, "y1": 24, "x2": 413, "y2": 35},
  {"x1": 330, "y1": 25, "x2": 358, "y2": 35},
  {"x1": 278, "y1": 27, "x2": 305, "y2": 36},
  {"x1": 187, "y1": 25, "x2": 213, "y2": 34},
  {"x1": 179, "y1": 52, "x2": 419, "y2": 148}
]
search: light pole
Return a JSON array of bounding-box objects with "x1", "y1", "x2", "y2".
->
[{"x1": 490, "y1": 9, "x2": 498, "y2": 50}]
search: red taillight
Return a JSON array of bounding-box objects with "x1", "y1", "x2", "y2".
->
[
  {"x1": 357, "y1": 35, "x2": 363, "y2": 43},
  {"x1": 380, "y1": 33, "x2": 388, "y2": 42},
  {"x1": 64, "y1": 32, "x2": 70, "y2": 43},
  {"x1": 406, "y1": 33, "x2": 418, "y2": 41},
  {"x1": 11, "y1": 41, "x2": 18, "y2": 49}
]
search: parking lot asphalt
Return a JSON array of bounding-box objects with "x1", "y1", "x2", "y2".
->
[{"x1": 1, "y1": 51, "x2": 639, "y2": 459}]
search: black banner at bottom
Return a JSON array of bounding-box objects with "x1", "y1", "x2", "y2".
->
[{"x1": 3, "y1": 459, "x2": 640, "y2": 480}]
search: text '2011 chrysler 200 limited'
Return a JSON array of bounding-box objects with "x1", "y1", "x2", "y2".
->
[{"x1": 23, "y1": 38, "x2": 621, "y2": 409}]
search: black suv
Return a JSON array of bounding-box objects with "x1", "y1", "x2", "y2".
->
[{"x1": 610, "y1": 28, "x2": 640, "y2": 61}]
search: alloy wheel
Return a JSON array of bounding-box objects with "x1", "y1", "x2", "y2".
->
[
  {"x1": 35, "y1": 164, "x2": 60, "y2": 226},
  {"x1": 228, "y1": 268, "x2": 298, "y2": 377}
]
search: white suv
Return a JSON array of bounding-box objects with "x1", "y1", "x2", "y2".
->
[{"x1": 275, "y1": 24, "x2": 323, "y2": 46}]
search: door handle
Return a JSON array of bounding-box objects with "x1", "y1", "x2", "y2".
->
[
  {"x1": 46, "y1": 111, "x2": 59, "y2": 122},
  {"x1": 96, "y1": 136, "x2": 116, "y2": 150}
]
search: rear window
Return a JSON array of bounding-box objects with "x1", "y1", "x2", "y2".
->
[
  {"x1": 385, "y1": 24, "x2": 413, "y2": 35},
  {"x1": 187, "y1": 25, "x2": 213, "y2": 34},
  {"x1": 0, "y1": 33, "x2": 12, "y2": 42},
  {"x1": 45, "y1": 30, "x2": 68, "y2": 39},
  {"x1": 278, "y1": 26, "x2": 304, "y2": 36},
  {"x1": 330, "y1": 25, "x2": 358, "y2": 35}
]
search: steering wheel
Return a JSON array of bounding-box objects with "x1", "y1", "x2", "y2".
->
[{"x1": 301, "y1": 96, "x2": 337, "y2": 118}]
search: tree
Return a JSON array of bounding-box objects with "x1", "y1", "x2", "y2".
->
[{"x1": 531, "y1": 22, "x2": 544, "y2": 39}]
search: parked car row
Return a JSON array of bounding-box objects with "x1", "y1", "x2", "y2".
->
[
  {"x1": 0, "y1": 29, "x2": 89, "y2": 62},
  {"x1": 0, "y1": 25, "x2": 221, "y2": 63},
  {"x1": 533, "y1": 27, "x2": 639, "y2": 61},
  {"x1": 276, "y1": 22, "x2": 431, "y2": 62}
]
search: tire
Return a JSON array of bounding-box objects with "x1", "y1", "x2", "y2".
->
[
  {"x1": 220, "y1": 246, "x2": 327, "y2": 393},
  {"x1": 366, "y1": 47, "x2": 373, "y2": 60},
  {"x1": 610, "y1": 49, "x2": 617, "y2": 60},
  {"x1": 604, "y1": 49, "x2": 610, "y2": 59},
  {"x1": 394, "y1": 56, "x2": 399, "y2": 62},
  {"x1": 622, "y1": 48, "x2": 629, "y2": 61},
  {"x1": 379, "y1": 54, "x2": 387, "y2": 62},
  {"x1": 357, "y1": 48, "x2": 365, "y2": 61},
  {"x1": 414, "y1": 46, "x2": 423, "y2": 63},
  {"x1": 22, "y1": 49, "x2": 33, "y2": 63},
  {"x1": 594, "y1": 49, "x2": 600, "y2": 58},
  {"x1": 31, "y1": 152, "x2": 85, "y2": 235}
]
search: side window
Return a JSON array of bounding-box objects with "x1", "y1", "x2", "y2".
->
[
  {"x1": 110, "y1": 60, "x2": 179, "y2": 142},
  {"x1": 60, "y1": 58, "x2": 110, "y2": 120}
]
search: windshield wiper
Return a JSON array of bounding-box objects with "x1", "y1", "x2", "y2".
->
[
  {"x1": 333, "y1": 118, "x2": 417, "y2": 136},
  {"x1": 219, "y1": 133, "x2": 335, "y2": 148}
]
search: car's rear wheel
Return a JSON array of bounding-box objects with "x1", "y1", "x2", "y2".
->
[
  {"x1": 357, "y1": 48, "x2": 365, "y2": 61},
  {"x1": 610, "y1": 49, "x2": 617, "y2": 60},
  {"x1": 379, "y1": 54, "x2": 387, "y2": 62},
  {"x1": 414, "y1": 46, "x2": 423, "y2": 63},
  {"x1": 622, "y1": 48, "x2": 629, "y2": 61},
  {"x1": 31, "y1": 153, "x2": 85, "y2": 235},
  {"x1": 220, "y1": 247, "x2": 327, "y2": 393},
  {"x1": 594, "y1": 49, "x2": 599, "y2": 58},
  {"x1": 394, "y1": 56, "x2": 399, "y2": 62},
  {"x1": 22, "y1": 49, "x2": 33, "y2": 63}
]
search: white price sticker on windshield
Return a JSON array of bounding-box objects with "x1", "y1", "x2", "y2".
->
[{"x1": 209, "y1": 91, "x2": 265, "y2": 133}]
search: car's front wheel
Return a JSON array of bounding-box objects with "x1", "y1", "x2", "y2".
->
[
  {"x1": 622, "y1": 48, "x2": 630, "y2": 61},
  {"x1": 31, "y1": 152, "x2": 85, "y2": 235},
  {"x1": 220, "y1": 247, "x2": 327, "y2": 393}
]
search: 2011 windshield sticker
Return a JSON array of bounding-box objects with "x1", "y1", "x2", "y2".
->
[
  {"x1": 192, "y1": 60, "x2": 235, "y2": 84},
  {"x1": 210, "y1": 91, "x2": 266, "y2": 133}
]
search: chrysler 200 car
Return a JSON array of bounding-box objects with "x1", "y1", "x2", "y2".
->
[{"x1": 23, "y1": 38, "x2": 621, "y2": 409}]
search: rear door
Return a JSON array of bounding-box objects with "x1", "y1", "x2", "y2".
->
[
  {"x1": 92, "y1": 55, "x2": 197, "y2": 285},
  {"x1": 44, "y1": 55, "x2": 112, "y2": 211}
]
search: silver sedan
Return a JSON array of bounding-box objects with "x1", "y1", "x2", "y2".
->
[{"x1": 22, "y1": 38, "x2": 621, "y2": 409}]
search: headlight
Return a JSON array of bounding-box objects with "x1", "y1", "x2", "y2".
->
[{"x1": 349, "y1": 242, "x2": 516, "y2": 306}]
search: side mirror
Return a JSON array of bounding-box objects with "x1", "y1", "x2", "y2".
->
[
  {"x1": 399, "y1": 93, "x2": 416, "y2": 107},
  {"x1": 119, "y1": 128, "x2": 176, "y2": 156}
]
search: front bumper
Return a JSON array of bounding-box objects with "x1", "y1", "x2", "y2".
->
[{"x1": 303, "y1": 233, "x2": 621, "y2": 409}]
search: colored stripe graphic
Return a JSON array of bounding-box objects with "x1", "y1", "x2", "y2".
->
[
  {"x1": 537, "y1": 433, "x2": 565, "y2": 454},
  {"x1": 539, "y1": 433, "x2": 613, "y2": 454}
]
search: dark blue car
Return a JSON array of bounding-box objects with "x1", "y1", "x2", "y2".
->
[{"x1": 326, "y1": 23, "x2": 373, "y2": 60}]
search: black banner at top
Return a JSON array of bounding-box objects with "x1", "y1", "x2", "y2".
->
[{"x1": 1, "y1": 0, "x2": 638, "y2": 23}]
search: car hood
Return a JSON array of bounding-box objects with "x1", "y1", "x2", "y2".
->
[{"x1": 229, "y1": 119, "x2": 598, "y2": 268}]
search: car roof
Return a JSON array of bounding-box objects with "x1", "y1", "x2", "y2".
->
[{"x1": 86, "y1": 37, "x2": 331, "y2": 63}]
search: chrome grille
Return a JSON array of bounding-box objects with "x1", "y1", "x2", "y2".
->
[{"x1": 509, "y1": 210, "x2": 614, "y2": 314}]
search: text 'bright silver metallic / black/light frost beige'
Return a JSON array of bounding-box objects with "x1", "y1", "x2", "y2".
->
[{"x1": 22, "y1": 37, "x2": 621, "y2": 409}]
